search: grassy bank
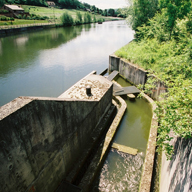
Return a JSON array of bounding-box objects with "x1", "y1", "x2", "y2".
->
[{"x1": 0, "y1": 5, "x2": 122, "y2": 27}]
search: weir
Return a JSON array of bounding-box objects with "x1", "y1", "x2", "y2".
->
[
  {"x1": 0, "y1": 71, "x2": 127, "y2": 192},
  {"x1": 0, "y1": 69, "x2": 156, "y2": 192}
]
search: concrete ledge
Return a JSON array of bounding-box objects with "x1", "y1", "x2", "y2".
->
[{"x1": 139, "y1": 93, "x2": 158, "y2": 192}]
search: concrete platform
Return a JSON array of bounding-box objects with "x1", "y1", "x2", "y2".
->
[
  {"x1": 114, "y1": 86, "x2": 141, "y2": 96},
  {"x1": 107, "y1": 70, "x2": 119, "y2": 81},
  {"x1": 112, "y1": 143, "x2": 138, "y2": 155}
]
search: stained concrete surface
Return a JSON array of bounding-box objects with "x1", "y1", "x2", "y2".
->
[{"x1": 0, "y1": 73, "x2": 113, "y2": 192}]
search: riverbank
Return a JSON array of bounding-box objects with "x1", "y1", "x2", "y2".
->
[{"x1": 0, "y1": 18, "x2": 122, "y2": 37}]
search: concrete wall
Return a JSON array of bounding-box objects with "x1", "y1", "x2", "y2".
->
[
  {"x1": 160, "y1": 136, "x2": 192, "y2": 192},
  {"x1": 109, "y1": 54, "x2": 167, "y2": 101},
  {"x1": 0, "y1": 74, "x2": 113, "y2": 192},
  {"x1": 109, "y1": 54, "x2": 148, "y2": 86}
]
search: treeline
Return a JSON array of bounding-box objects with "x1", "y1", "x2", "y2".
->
[
  {"x1": 0, "y1": 0, "x2": 47, "y2": 7},
  {"x1": 119, "y1": 0, "x2": 192, "y2": 158}
]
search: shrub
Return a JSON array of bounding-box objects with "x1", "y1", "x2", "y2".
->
[
  {"x1": 0, "y1": 15, "x2": 9, "y2": 21},
  {"x1": 17, "y1": 15, "x2": 22, "y2": 19},
  {"x1": 84, "y1": 12, "x2": 92, "y2": 24},
  {"x1": 0, "y1": 9, "x2": 9, "y2": 14},
  {"x1": 61, "y1": 12, "x2": 74, "y2": 26},
  {"x1": 75, "y1": 12, "x2": 82, "y2": 25},
  {"x1": 22, "y1": 15, "x2": 27, "y2": 19}
]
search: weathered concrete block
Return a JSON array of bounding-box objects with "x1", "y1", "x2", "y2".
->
[{"x1": 0, "y1": 73, "x2": 113, "y2": 192}]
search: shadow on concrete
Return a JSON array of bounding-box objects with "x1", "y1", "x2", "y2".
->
[{"x1": 167, "y1": 137, "x2": 192, "y2": 192}]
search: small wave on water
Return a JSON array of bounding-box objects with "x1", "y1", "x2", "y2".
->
[{"x1": 91, "y1": 149, "x2": 144, "y2": 192}]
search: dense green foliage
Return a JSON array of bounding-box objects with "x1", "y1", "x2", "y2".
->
[
  {"x1": 60, "y1": 11, "x2": 73, "y2": 26},
  {"x1": 126, "y1": 0, "x2": 159, "y2": 30},
  {"x1": 61, "y1": 11, "x2": 100, "y2": 26},
  {"x1": 83, "y1": 12, "x2": 91, "y2": 24},
  {"x1": 2, "y1": 0, "x2": 47, "y2": 6},
  {"x1": 75, "y1": 11, "x2": 82, "y2": 24},
  {"x1": 0, "y1": 15, "x2": 14, "y2": 20},
  {"x1": 59, "y1": 0, "x2": 80, "y2": 9},
  {"x1": 159, "y1": 0, "x2": 191, "y2": 38},
  {"x1": 117, "y1": 0, "x2": 192, "y2": 158}
]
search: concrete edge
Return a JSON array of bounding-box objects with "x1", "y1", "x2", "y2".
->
[
  {"x1": 0, "y1": 96, "x2": 98, "y2": 120},
  {"x1": 99, "y1": 95, "x2": 127, "y2": 162},
  {"x1": 109, "y1": 53, "x2": 148, "y2": 73},
  {"x1": 139, "y1": 92, "x2": 158, "y2": 192},
  {"x1": 78, "y1": 95, "x2": 127, "y2": 191}
]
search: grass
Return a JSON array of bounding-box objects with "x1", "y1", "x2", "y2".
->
[{"x1": 21, "y1": 5, "x2": 121, "y2": 24}]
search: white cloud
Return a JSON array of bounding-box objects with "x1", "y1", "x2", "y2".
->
[{"x1": 81, "y1": 0, "x2": 128, "y2": 9}]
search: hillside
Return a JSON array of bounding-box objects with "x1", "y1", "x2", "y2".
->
[{"x1": 0, "y1": 5, "x2": 122, "y2": 26}]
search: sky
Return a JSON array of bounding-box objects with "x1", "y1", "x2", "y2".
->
[{"x1": 81, "y1": 0, "x2": 129, "y2": 9}]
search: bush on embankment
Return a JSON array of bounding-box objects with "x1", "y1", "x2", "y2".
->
[
  {"x1": 61, "y1": 11, "x2": 104, "y2": 26},
  {"x1": 116, "y1": 0, "x2": 192, "y2": 159}
]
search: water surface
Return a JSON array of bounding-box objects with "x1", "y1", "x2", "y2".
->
[{"x1": 0, "y1": 21, "x2": 134, "y2": 106}]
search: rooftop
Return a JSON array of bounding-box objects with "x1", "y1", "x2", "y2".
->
[{"x1": 4, "y1": 4, "x2": 24, "y2": 11}]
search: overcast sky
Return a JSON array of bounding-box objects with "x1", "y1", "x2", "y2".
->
[{"x1": 81, "y1": 0, "x2": 128, "y2": 9}]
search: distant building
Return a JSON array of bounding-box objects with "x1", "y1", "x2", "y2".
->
[
  {"x1": 0, "y1": 4, "x2": 29, "y2": 18},
  {"x1": 83, "y1": 8, "x2": 91, "y2": 12},
  {"x1": 47, "y1": 1, "x2": 55, "y2": 7},
  {"x1": 1, "y1": 4, "x2": 24, "y2": 14}
]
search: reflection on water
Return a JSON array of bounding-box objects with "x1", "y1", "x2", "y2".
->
[
  {"x1": 0, "y1": 21, "x2": 134, "y2": 106},
  {"x1": 91, "y1": 149, "x2": 144, "y2": 192}
]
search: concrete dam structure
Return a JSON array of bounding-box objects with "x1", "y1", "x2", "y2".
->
[{"x1": 0, "y1": 72, "x2": 125, "y2": 192}]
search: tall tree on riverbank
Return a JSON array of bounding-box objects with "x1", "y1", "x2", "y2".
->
[
  {"x1": 159, "y1": 0, "x2": 191, "y2": 38},
  {"x1": 126, "y1": 0, "x2": 159, "y2": 30}
]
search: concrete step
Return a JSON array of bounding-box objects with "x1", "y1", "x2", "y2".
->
[{"x1": 112, "y1": 143, "x2": 138, "y2": 155}]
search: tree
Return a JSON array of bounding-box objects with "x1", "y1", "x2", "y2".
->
[
  {"x1": 84, "y1": 12, "x2": 91, "y2": 23},
  {"x1": 59, "y1": 0, "x2": 80, "y2": 9},
  {"x1": 102, "y1": 9, "x2": 108, "y2": 16},
  {"x1": 75, "y1": 11, "x2": 82, "y2": 24},
  {"x1": 159, "y1": 0, "x2": 191, "y2": 38},
  {"x1": 126, "y1": 0, "x2": 159, "y2": 30},
  {"x1": 61, "y1": 12, "x2": 74, "y2": 26},
  {"x1": 108, "y1": 8, "x2": 116, "y2": 17},
  {"x1": 91, "y1": 5, "x2": 96, "y2": 12}
]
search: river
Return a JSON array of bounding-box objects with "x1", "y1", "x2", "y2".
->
[{"x1": 0, "y1": 20, "x2": 134, "y2": 106}]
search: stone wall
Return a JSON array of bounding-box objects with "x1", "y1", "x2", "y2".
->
[{"x1": 0, "y1": 74, "x2": 113, "y2": 192}]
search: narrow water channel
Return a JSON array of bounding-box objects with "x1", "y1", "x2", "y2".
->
[{"x1": 91, "y1": 77, "x2": 152, "y2": 192}]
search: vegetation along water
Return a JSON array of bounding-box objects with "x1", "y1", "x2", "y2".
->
[{"x1": 117, "y1": 0, "x2": 192, "y2": 159}]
